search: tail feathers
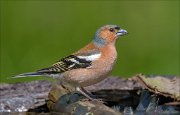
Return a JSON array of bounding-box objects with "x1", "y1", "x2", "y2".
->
[{"x1": 11, "y1": 72, "x2": 43, "y2": 79}]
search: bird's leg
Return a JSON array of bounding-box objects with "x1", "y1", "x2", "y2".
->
[
  {"x1": 80, "y1": 87, "x2": 94, "y2": 97},
  {"x1": 76, "y1": 87, "x2": 95, "y2": 101},
  {"x1": 76, "y1": 87, "x2": 104, "y2": 103}
]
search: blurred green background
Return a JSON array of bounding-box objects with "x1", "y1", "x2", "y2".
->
[{"x1": 0, "y1": 1, "x2": 179, "y2": 83}]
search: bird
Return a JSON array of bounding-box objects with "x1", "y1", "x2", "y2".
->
[{"x1": 12, "y1": 25, "x2": 128, "y2": 101}]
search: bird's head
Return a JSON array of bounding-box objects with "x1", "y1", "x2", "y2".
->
[{"x1": 93, "y1": 25, "x2": 128, "y2": 47}]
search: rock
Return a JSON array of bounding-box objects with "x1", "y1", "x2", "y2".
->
[
  {"x1": 47, "y1": 82, "x2": 122, "y2": 115},
  {"x1": 0, "y1": 75, "x2": 179, "y2": 114}
]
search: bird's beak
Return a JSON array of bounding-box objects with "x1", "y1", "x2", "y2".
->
[{"x1": 116, "y1": 29, "x2": 128, "y2": 36}]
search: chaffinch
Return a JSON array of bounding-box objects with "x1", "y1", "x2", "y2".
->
[{"x1": 12, "y1": 25, "x2": 128, "y2": 100}]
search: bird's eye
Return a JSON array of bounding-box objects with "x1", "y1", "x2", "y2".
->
[{"x1": 109, "y1": 28, "x2": 114, "y2": 32}]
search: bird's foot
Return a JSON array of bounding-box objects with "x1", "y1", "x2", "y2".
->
[
  {"x1": 91, "y1": 98, "x2": 105, "y2": 104},
  {"x1": 81, "y1": 97, "x2": 105, "y2": 104}
]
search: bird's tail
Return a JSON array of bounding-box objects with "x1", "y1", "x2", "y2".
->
[{"x1": 11, "y1": 72, "x2": 43, "y2": 79}]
